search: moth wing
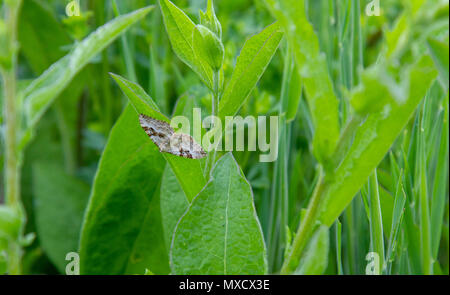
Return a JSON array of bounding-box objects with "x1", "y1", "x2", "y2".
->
[
  {"x1": 168, "y1": 133, "x2": 207, "y2": 159},
  {"x1": 139, "y1": 114, "x2": 174, "y2": 152}
]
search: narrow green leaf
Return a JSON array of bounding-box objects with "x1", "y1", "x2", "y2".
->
[
  {"x1": 170, "y1": 153, "x2": 267, "y2": 274},
  {"x1": 79, "y1": 106, "x2": 168, "y2": 275},
  {"x1": 295, "y1": 225, "x2": 329, "y2": 275},
  {"x1": 386, "y1": 170, "x2": 407, "y2": 274},
  {"x1": 218, "y1": 22, "x2": 283, "y2": 121},
  {"x1": 22, "y1": 6, "x2": 153, "y2": 130},
  {"x1": 427, "y1": 37, "x2": 449, "y2": 91},
  {"x1": 111, "y1": 73, "x2": 207, "y2": 200},
  {"x1": 379, "y1": 185, "x2": 394, "y2": 238},
  {"x1": 335, "y1": 221, "x2": 343, "y2": 275},
  {"x1": 431, "y1": 97, "x2": 449, "y2": 259},
  {"x1": 418, "y1": 103, "x2": 432, "y2": 275},
  {"x1": 18, "y1": 0, "x2": 71, "y2": 75},
  {"x1": 33, "y1": 163, "x2": 89, "y2": 273},
  {"x1": 319, "y1": 56, "x2": 437, "y2": 226},
  {"x1": 286, "y1": 62, "x2": 302, "y2": 122},
  {"x1": 264, "y1": 0, "x2": 340, "y2": 163},
  {"x1": 368, "y1": 171, "x2": 385, "y2": 273},
  {"x1": 159, "y1": 0, "x2": 213, "y2": 89}
]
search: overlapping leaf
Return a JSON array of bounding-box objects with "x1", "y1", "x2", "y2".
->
[
  {"x1": 79, "y1": 106, "x2": 168, "y2": 275},
  {"x1": 111, "y1": 74, "x2": 207, "y2": 200},
  {"x1": 170, "y1": 153, "x2": 267, "y2": 275}
]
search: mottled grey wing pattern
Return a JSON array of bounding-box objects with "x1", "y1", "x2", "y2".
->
[
  {"x1": 139, "y1": 114, "x2": 174, "y2": 153},
  {"x1": 139, "y1": 114, "x2": 207, "y2": 159},
  {"x1": 169, "y1": 133, "x2": 207, "y2": 159}
]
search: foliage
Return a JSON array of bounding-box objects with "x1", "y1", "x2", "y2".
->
[{"x1": 0, "y1": 0, "x2": 448, "y2": 275}]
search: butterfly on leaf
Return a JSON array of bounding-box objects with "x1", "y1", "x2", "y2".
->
[{"x1": 139, "y1": 114, "x2": 207, "y2": 159}]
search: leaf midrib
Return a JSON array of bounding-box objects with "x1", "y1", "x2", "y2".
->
[{"x1": 223, "y1": 165, "x2": 232, "y2": 274}]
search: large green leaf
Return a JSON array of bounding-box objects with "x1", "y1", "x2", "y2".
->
[
  {"x1": 111, "y1": 73, "x2": 207, "y2": 200},
  {"x1": 160, "y1": 165, "x2": 188, "y2": 249},
  {"x1": 264, "y1": 0, "x2": 340, "y2": 163},
  {"x1": 159, "y1": 0, "x2": 213, "y2": 89},
  {"x1": 319, "y1": 56, "x2": 438, "y2": 226},
  {"x1": 218, "y1": 22, "x2": 283, "y2": 121},
  {"x1": 22, "y1": 6, "x2": 153, "y2": 132},
  {"x1": 160, "y1": 94, "x2": 201, "y2": 249},
  {"x1": 33, "y1": 163, "x2": 89, "y2": 273},
  {"x1": 170, "y1": 153, "x2": 267, "y2": 274},
  {"x1": 79, "y1": 105, "x2": 168, "y2": 275}
]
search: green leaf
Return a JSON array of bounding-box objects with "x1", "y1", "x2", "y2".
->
[
  {"x1": 193, "y1": 25, "x2": 224, "y2": 72},
  {"x1": 367, "y1": 171, "x2": 385, "y2": 273},
  {"x1": 319, "y1": 56, "x2": 437, "y2": 227},
  {"x1": 160, "y1": 94, "x2": 201, "y2": 249},
  {"x1": 33, "y1": 163, "x2": 89, "y2": 273},
  {"x1": 22, "y1": 6, "x2": 154, "y2": 131},
  {"x1": 295, "y1": 225, "x2": 329, "y2": 275},
  {"x1": 431, "y1": 97, "x2": 449, "y2": 259},
  {"x1": 286, "y1": 62, "x2": 302, "y2": 122},
  {"x1": 199, "y1": 0, "x2": 222, "y2": 39},
  {"x1": 427, "y1": 37, "x2": 449, "y2": 91},
  {"x1": 350, "y1": 63, "x2": 403, "y2": 115},
  {"x1": 418, "y1": 102, "x2": 432, "y2": 274},
  {"x1": 170, "y1": 153, "x2": 267, "y2": 274},
  {"x1": 386, "y1": 170, "x2": 407, "y2": 273},
  {"x1": 159, "y1": 0, "x2": 213, "y2": 89},
  {"x1": 111, "y1": 73, "x2": 207, "y2": 200},
  {"x1": 0, "y1": 205, "x2": 21, "y2": 242},
  {"x1": 218, "y1": 22, "x2": 283, "y2": 121},
  {"x1": 264, "y1": 0, "x2": 340, "y2": 163},
  {"x1": 160, "y1": 165, "x2": 188, "y2": 249},
  {"x1": 79, "y1": 105, "x2": 169, "y2": 275},
  {"x1": 379, "y1": 186, "x2": 394, "y2": 239}
]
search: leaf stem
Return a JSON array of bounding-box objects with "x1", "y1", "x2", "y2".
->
[{"x1": 1, "y1": 0, "x2": 24, "y2": 275}]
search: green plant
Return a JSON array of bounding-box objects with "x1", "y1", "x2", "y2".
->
[
  {"x1": 0, "y1": 0, "x2": 448, "y2": 275},
  {"x1": 0, "y1": 1, "x2": 153, "y2": 274}
]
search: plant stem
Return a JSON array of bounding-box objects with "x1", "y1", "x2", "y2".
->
[
  {"x1": 280, "y1": 171, "x2": 326, "y2": 274},
  {"x1": 282, "y1": 114, "x2": 364, "y2": 276},
  {"x1": 1, "y1": 0, "x2": 24, "y2": 275},
  {"x1": 211, "y1": 71, "x2": 220, "y2": 121},
  {"x1": 205, "y1": 70, "x2": 220, "y2": 176}
]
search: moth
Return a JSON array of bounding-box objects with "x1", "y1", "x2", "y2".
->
[{"x1": 139, "y1": 114, "x2": 207, "y2": 159}]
